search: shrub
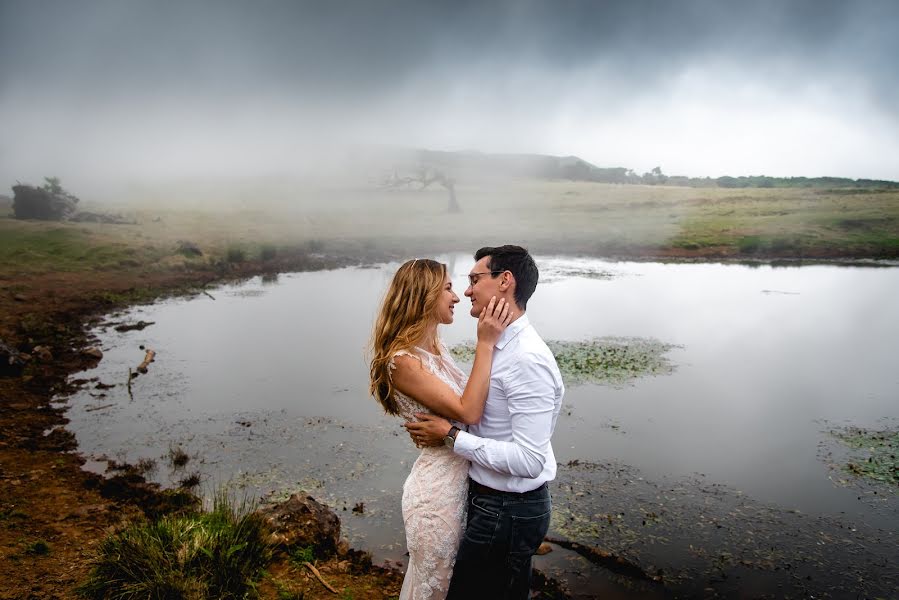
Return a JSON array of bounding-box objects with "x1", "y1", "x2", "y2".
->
[
  {"x1": 260, "y1": 245, "x2": 277, "y2": 261},
  {"x1": 738, "y1": 236, "x2": 762, "y2": 254},
  {"x1": 289, "y1": 544, "x2": 315, "y2": 566},
  {"x1": 225, "y1": 246, "x2": 246, "y2": 263},
  {"x1": 26, "y1": 540, "x2": 50, "y2": 555},
  {"x1": 78, "y1": 492, "x2": 271, "y2": 600}
]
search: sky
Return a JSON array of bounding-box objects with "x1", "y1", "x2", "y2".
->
[{"x1": 1, "y1": 0, "x2": 898, "y2": 187}]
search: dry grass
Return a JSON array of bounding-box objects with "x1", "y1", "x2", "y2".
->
[{"x1": 2, "y1": 179, "x2": 897, "y2": 275}]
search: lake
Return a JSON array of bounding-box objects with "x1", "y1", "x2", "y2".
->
[{"x1": 60, "y1": 255, "x2": 899, "y2": 597}]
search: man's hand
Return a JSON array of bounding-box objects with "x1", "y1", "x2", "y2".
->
[{"x1": 404, "y1": 413, "x2": 452, "y2": 448}]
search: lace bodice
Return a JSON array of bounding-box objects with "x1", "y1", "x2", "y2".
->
[{"x1": 389, "y1": 342, "x2": 468, "y2": 422}]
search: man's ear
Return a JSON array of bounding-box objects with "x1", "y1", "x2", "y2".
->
[{"x1": 500, "y1": 271, "x2": 514, "y2": 291}]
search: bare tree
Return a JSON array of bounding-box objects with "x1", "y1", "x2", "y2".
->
[{"x1": 380, "y1": 165, "x2": 461, "y2": 213}]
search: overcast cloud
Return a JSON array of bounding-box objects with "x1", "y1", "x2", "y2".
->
[{"x1": 1, "y1": 0, "x2": 898, "y2": 188}]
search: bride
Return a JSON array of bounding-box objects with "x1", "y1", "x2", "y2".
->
[{"x1": 369, "y1": 258, "x2": 511, "y2": 600}]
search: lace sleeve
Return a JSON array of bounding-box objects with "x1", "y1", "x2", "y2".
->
[{"x1": 387, "y1": 349, "x2": 417, "y2": 379}]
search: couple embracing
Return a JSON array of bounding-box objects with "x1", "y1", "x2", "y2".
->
[{"x1": 369, "y1": 245, "x2": 565, "y2": 599}]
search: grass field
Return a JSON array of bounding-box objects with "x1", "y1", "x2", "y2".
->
[{"x1": 2, "y1": 180, "x2": 898, "y2": 277}]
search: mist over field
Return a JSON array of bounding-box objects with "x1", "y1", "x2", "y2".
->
[{"x1": 2, "y1": 0, "x2": 899, "y2": 201}]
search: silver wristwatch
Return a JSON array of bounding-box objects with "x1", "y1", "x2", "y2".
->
[{"x1": 443, "y1": 426, "x2": 460, "y2": 448}]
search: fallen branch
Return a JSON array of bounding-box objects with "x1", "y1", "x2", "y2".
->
[
  {"x1": 137, "y1": 349, "x2": 156, "y2": 374},
  {"x1": 544, "y1": 536, "x2": 661, "y2": 582},
  {"x1": 85, "y1": 403, "x2": 115, "y2": 412},
  {"x1": 114, "y1": 320, "x2": 155, "y2": 332},
  {"x1": 126, "y1": 368, "x2": 133, "y2": 399},
  {"x1": 203, "y1": 290, "x2": 216, "y2": 300},
  {"x1": 303, "y1": 561, "x2": 338, "y2": 594}
]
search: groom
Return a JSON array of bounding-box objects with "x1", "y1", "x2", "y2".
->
[{"x1": 405, "y1": 244, "x2": 565, "y2": 599}]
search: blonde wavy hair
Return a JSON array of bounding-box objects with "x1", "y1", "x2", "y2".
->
[{"x1": 369, "y1": 258, "x2": 447, "y2": 415}]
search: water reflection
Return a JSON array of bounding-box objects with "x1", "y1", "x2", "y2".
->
[{"x1": 62, "y1": 256, "x2": 899, "y2": 594}]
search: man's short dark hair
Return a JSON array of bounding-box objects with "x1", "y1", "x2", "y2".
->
[{"x1": 474, "y1": 245, "x2": 539, "y2": 310}]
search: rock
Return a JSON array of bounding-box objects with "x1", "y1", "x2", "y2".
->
[
  {"x1": 13, "y1": 294, "x2": 26, "y2": 302},
  {"x1": 12, "y1": 184, "x2": 79, "y2": 220},
  {"x1": 1, "y1": 340, "x2": 27, "y2": 376},
  {"x1": 82, "y1": 347, "x2": 103, "y2": 359},
  {"x1": 65, "y1": 503, "x2": 111, "y2": 520},
  {"x1": 257, "y1": 493, "x2": 341, "y2": 556},
  {"x1": 32, "y1": 345, "x2": 53, "y2": 362}
]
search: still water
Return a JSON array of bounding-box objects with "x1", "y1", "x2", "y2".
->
[{"x1": 61, "y1": 256, "x2": 898, "y2": 595}]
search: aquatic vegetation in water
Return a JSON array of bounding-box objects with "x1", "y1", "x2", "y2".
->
[
  {"x1": 168, "y1": 445, "x2": 190, "y2": 468},
  {"x1": 540, "y1": 264, "x2": 617, "y2": 283},
  {"x1": 549, "y1": 460, "x2": 899, "y2": 597},
  {"x1": 449, "y1": 338, "x2": 679, "y2": 386},
  {"x1": 828, "y1": 425, "x2": 899, "y2": 487}
]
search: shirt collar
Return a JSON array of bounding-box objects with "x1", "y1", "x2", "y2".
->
[{"x1": 495, "y1": 313, "x2": 530, "y2": 350}]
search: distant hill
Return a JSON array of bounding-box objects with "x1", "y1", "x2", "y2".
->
[{"x1": 409, "y1": 149, "x2": 899, "y2": 190}]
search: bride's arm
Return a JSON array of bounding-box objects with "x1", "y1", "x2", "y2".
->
[{"x1": 391, "y1": 297, "x2": 511, "y2": 425}]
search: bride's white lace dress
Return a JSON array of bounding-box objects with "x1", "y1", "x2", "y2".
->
[{"x1": 390, "y1": 344, "x2": 470, "y2": 600}]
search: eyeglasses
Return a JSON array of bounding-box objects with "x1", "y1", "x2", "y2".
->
[{"x1": 467, "y1": 271, "x2": 503, "y2": 286}]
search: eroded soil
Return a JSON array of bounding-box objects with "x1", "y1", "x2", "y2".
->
[{"x1": 0, "y1": 258, "x2": 406, "y2": 599}]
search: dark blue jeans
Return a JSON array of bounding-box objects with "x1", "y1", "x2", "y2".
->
[{"x1": 447, "y1": 480, "x2": 552, "y2": 600}]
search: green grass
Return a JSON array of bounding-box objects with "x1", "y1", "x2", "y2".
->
[
  {"x1": 288, "y1": 544, "x2": 315, "y2": 566},
  {"x1": 270, "y1": 576, "x2": 305, "y2": 600},
  {"x1": 3, "y1": 181, "x2": 897, "y2": 273},
  {"x1": 78, "y1": 491, "x2": 271, "y2": 600},
  {"x1": 0, "y1": 220, "x2": 163, "y2": 273},
  {"x1": 665, "y1": 188, "x2": 899, "y2": 256}
]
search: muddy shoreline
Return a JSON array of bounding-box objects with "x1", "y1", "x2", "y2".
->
[
  {"x1": 2, "y1": 245, "x2": 897, "y2": 599},
  {"x1": 0, "y1": 250, "x2": 403, "y2": 599}
]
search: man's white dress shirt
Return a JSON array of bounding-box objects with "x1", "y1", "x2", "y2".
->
[{"x1": 453, "y1": 314, "x2": 564, "y2": 493}]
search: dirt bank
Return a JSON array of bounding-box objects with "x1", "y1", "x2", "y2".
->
[{"x1": 0, "y1": 254, "x2": 411, "y2": 599}]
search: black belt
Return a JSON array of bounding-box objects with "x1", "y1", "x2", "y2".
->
[{"x1": 469, "y1": 478, "x2": 547, "y2": 497}]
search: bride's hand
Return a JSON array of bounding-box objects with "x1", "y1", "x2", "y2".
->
[{"x1": 476, "y1": 296, "x2": 513, "y2": 346}]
